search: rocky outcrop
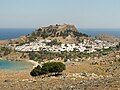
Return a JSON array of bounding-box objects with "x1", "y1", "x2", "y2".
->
[
  {"x1": 0, "y1": 24, "x2": 88, "y2": 45},
  {"x1": 29, "y1": 24, "x2": 88, "y2": 40},
  {"x1": 95, "y1": 34, "x2": 120, "y2": 42},
  {"x1": 41, "y1": 24, "x2": 77, "y2": 32}
]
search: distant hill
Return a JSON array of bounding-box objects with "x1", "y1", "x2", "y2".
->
[
  {"x1": 95, "y1": 34, "x2": 120, "y2": 42},
  {"x1": 26, "y1": 24, "x2": 88, "y2": 43}
]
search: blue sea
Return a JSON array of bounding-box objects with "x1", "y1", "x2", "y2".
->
[
  {"x1": 0, "y1": 60, "x2": 33, "y2": 70},
  {"x1": 0, "y1": 28, "x2": 120, "y2": 40},
  {"x1": 0, "y1": 28, "x2": 35, "y2": 40},
  {"x1": 79, "y1": 28, "x2": 120, "y2": 38}
]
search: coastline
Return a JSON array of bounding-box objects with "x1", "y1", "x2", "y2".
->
[
  {"x1": 27, "y1": 60, "x2": 40, "y2": 68},
  {"x1": 0, "y1": 57, "x2": 39, "y2": 69},
  {"x1": 0, "y1": 58, "x2": 38, "y2": 86}
]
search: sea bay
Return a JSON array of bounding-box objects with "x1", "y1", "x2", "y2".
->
[{"x1": 0, "y1": 60, "x2": 33, "y2": 70}]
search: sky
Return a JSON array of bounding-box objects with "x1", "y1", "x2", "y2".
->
[{"x1": 0, "y1": 0, "x2": 120, "y2": 28}]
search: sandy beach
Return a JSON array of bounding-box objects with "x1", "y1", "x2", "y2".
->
[
  {"x1": 0, "y1": 57, "x2": 40, "y2": 68},
  {"x1": 27, "y1": 60, "x2": 40, "y2": 68}
]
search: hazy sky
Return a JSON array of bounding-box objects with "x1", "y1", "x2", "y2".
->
[{"x1": 0, "y1": 0, "x2": 120, "y2": 28}]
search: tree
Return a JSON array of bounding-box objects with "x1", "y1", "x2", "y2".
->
[
  {"x1": 116, "y1": 42, "x2": 120, "y2": 49},
  {"x1": 42, "y1": 62, "x2": 66, "y2": 75},
  {"x1": 45, "y1": 39, "x2": 62, "y2": 46},
  {"x1": 30, "y1": 62, "x2": 66, "y2": 77},
  {"x1": 1, "y1": 47, "x2": 12, "y2": 56}
]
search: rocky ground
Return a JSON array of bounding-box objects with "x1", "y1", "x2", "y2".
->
[{"x1": 0, "y1": 60, "x2": 120, "y2": 90}]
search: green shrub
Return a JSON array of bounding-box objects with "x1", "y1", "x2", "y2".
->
[
  {"x1": 1, "y1": 47, "x2": 12, "y2": 56},
  {"x1": 42, "y1": 62, "x2": 66, "y2": 74}
]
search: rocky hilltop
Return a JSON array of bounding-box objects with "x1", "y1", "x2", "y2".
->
[
  {"x1": 12, "y1": 24, "x2": 87, "y2": 44},
  {"x1": 95, "y1": 34, "x2": 120, "y2": 42},
  {"x1": 41, "y1": 24, "x2": 77, "y2": 32},
  {"x1": 29, "y1": 24, "x2": 88, "y2": 39},
  {"x1": 6, "y1": 24, "x2": 88, "y2": 44}
]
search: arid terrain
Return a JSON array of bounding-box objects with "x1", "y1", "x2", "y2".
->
[
  {"x1": 0, "y1": 24, "x2": 120, "y2": 90},
  {"x1": 0, "y1": 58, "x2": 120, "y2": 90}
]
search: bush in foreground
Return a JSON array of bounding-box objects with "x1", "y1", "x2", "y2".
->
[
  {"x1": 30, "y1": 62, "x2": 66, "y2": 76},
  {"x1": 42, "y1": 62, "x2": 66, "y2": 74}
]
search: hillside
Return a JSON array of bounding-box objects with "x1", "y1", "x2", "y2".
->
[
  {"x1": 26, "y1": 24, "x2": 88, "y2": 43},
  {"x1": 1, "y1": 24, "x2": 88, "y2": 44},
  {"x1": 95, "y1": 34, "x2": 120, "y2": 42}
]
